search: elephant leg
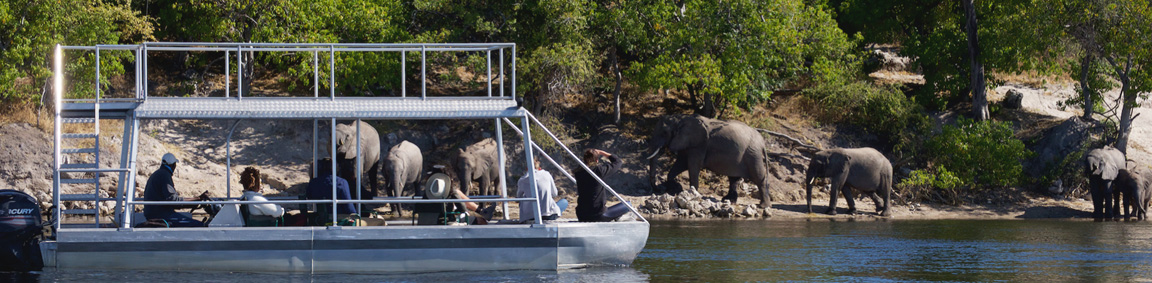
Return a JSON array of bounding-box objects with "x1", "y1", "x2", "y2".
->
[
  {"x1": 867, "y1": 191, "x2": 883, "y2": 213},
  {"x1": 843, "y1": 187, "x2": 857, "y2": 215},
  {"x1": 826, "y1": 176, "x2": 848, "y2": 215},
  {"x1": 665, "y1": 158, "x2": 689, "y2": 195},
  {"x1": 687, "y1": 162, "x2": 703, "y2": 195},
  {"x1": 724, "y1": 177, "x2": 742, "y2": 203},
  {"x1": 1091, "y1": 185, "x2": 1104, "y2": 220}
]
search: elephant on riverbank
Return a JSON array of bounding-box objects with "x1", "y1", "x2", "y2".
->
[
  {"x1": 455, "y1": 138, "x2": 501, "y2": 204},
  {"x1": 1086, "y1": 147, "x2": 1125, "y2": 220},
  {"x1": 646, "y1": 115, "x2": 773, "y2": 207},
  {"x1": 805, "y1": 148, "x2": 892, "y2": 216},
  {"x1": 1117, "y1": 166, "x2": 1151, "y2": 220},
  {"x1": 333, "y1": 121, "x2": 381, "y2": 201},
  {"x1": 384, "y1": 140, "x2": 423, "y2": 217}
]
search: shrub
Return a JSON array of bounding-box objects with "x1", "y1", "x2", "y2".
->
[
  {"x1": 924, "y1": 118, "x2": 1032, "y2": 188},
  {"x1": 898, "y1": 165, "x2": 964, "y2": 205},
  {"x1": 805, "y1": 80, "x2": 924, "y2": 144}
]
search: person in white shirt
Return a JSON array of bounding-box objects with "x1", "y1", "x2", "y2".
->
[
  {"x1": 239, "y1": 167, "x2": 284, "y2": 218},
  {"x1": 516, "y1": 158, "x2": 567, "y2": 222}
]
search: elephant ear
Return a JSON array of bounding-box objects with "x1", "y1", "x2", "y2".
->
[
  {"x1": 1099, "y1": 160, "x2": 1121, "y2": 180},
  {"x1": 669, "y1": 117, "x2": 708, "y2": 152}
]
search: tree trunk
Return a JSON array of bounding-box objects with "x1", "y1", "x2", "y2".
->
[
  {"x1": 963, "y1": 0, "x2": 988, "y2": 121},
  {"x1": 611, "y1": 48, "x2": 623, "y2": 124},
  {"x1": 1106, "y1": 55, "x2": 1135, "y2": 154},
  {"x1": 1080, "y1": 54, "x2": 1093, "y2": 120}
]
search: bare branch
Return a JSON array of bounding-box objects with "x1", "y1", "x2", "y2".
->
[{"x1": 755, "y1": 128, "x2": 818, "y2": 150}]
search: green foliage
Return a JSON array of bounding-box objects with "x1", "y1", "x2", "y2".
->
[
  {"x1": 924, "y1": 118, "x2": 1031, "y2": 188},
  {"x1": 806, "y1": 80, "x2": 922, "y2": 143},
  {"x1": 627, "y1": 0, "x2": 859, "y2": 116},
  {"x1": 901, "y1": 166, "x2": 964, "y2": 190},
  {"x1": 1, "y1": 1, "x2": 152, "y2": 102}
]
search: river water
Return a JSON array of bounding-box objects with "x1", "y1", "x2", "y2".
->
[{"x1": 11, "y1": 219, "x2": 1152, "y2": 282}]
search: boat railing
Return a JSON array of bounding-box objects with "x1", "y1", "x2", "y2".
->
[{"x1": 52, "y1": 42, "x2": 645, "y2": 231}]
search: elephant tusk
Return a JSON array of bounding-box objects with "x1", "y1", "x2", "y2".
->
[{"x1": 645, "y1": 148, "x2": 663, "y2": 160}]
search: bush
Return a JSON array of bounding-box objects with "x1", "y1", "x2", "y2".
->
[
  {"x1": 805, "y1": 80, "x2": 924, "y2": 144},
  {"x1": 898, "y1": 165, "x2": 964, "y2": 205},
  {"x1": 924, "y1": 118, "x2": 1032, "y2": 188}
]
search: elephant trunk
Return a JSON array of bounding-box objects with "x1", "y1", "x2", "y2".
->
[{"x1": 645, "y1": 147, "x2": 663, "y2": 160}]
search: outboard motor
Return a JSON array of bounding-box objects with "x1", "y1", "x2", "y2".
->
[{"x1": 0, "y1": 190, "x2": 43, "y2": 271}]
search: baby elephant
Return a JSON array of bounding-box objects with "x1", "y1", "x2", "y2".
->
[
  {"x1": 1117, "y1": 166, "x2": 1152, "y2": 220},
  {"x1": 806, "y1": 147, "x2": 893, "y2": 216}
]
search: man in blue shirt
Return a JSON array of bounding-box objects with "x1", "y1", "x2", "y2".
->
[{"x1": 306, "y1": 158, "x2": 357, "y2": 216}]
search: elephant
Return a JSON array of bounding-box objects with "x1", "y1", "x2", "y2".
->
[
  {"x1": 455, "y1": 138, "x2": 502, "y2": 206},
  {"x1": 383, "y1": 140, "x2": 423, "y2": 217},
  {"x1": 1116, "y1": 166, "x2": 1151, "y2": 220},
  {"x1": 1086, "y1": 146, "x2": 1125, "y2": 220},
  {"x1": 331, "y1": 121, "x2": 382, "y2": 203},
  {"x1": 645, "y1": 114, "x2": 773, "y2": 207},
  {"x1": 804, "y1": 148, "x2": 892, "y2": 216}
]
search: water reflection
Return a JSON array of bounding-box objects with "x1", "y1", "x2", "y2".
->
[{"x1": 635, "y1": 219, "x2": 1152, "y2": 282}]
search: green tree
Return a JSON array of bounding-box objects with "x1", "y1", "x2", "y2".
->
[
  {"x1": 1, "y1": 0, "x2": 152, "y2": 102},
  {"x1": 629, "y1": 0, "x2": 857, "y2": 118}
]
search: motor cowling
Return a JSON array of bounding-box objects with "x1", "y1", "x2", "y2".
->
[{"x1": 0, "y1": 190, "x2": 43, "y2": 271}]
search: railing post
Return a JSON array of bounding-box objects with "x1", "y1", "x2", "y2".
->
[
  {"x1": 226, "y1": 120, "x2": 242, "y2": 199},
  {"x1": 237, "y1": 45, "x2": 243, "y2": 100},
  {"x1": 330, "y1": 45, "x2": 335, "y2": 99},
  {"x1": 330, "y1": 118, "x2": 338, "y2": 226},
  {"x1": 401, "y1": 51, "x2": 406, "y2": 98},
  {"x1": 225, "y1": 50, "x2": 230, "y2": 98},
  {"x1": 95, "y1": 46, "x2": 100, "y2": 100},
  {"x1": 500, "y1": 48, "x2": 504, "y2": 97},
  {"x1": 511, "y1": 45, "x2": 516, "y2": 101},
  {"x1": 421, "y1": 45, "x2": 426, "y2": 100},
  {"x1": 143, "y1": 45, "x2": 148, "y2": 98},
  {"x1": 487, "y1": 49, "x2": 491, "y2": 97},
  {"x1": 521, "y1": 116, "x2": 542, "y2": 225},
  {"x1": 355, "y1": 119, "x2": 362, "y2": 215},
  {"x1": 313, "y1": 51, "x2": 318, "y2": 98}
]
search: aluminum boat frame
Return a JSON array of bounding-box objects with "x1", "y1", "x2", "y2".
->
[{"x1": 45, "y1": 42, "x2": 648, "y2": 273}]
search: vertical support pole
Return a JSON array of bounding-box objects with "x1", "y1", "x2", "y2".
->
[
  {"x1": 511, "y1": 45, "x2": 517, "y2": 101},
  {"x1": 355, "y1": 119, "x2": 362, "y2": 215},
  {"x1": 496, "y1": 119, "x2": 509, "y2": 219},
  {"x1": 237, "y1": 46, "x2": 243, "y2": 99},
  {"x1": 95, "y1": 46, "x2": 100, "y2": 100},
  {"x1": 135, "y1": 46, "x2": 141, "y2": 99},
  {"x1": 330, "y1": 118, "x2": 338, "y2": 226},
  {"x1": 487, "y1": 50, "x2": 491, "y2": 97},
  {"x1": 330, "y1": 45, "x2": 335, "y2": 99},
  {"x1": 312, "y1": 119, "x2": 318, "y2": 177},
  {"x1": 401, "y1": 51, "x2": 406, "y2": 97},
  {"x1": 225, "y1": 50, "x2": 230, "y2": 98},
  {"x1": 52, "y1": 44, "x2": 63, "y2": 231},
  {"x1": 313, "y1": 51, "x2": 318, "y2": 98},
  {"x1": 421, "y1": 45, "x2": 426, "y2": 100},
  {"x1": 143, "y1": 45, "x2": 149, "y2": 98},
  {"x1": 226, "y1": 120, "x2": 241, "y2": 199},
  {"x1": 521, "y1": 116, "x2": 542, "y2": 225},
  {"x1": 499, "y1": 48, "x2": 504, "y2": 97}
]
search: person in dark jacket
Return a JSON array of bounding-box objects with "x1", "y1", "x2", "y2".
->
[
  {"x1": 575, "y1": 148, "x2": 630, "y2": 222},
  {"x1": 142, "y1": 153, "x2": 211, "y2": 227},
  {"x1": 306, "y1": 158, "x2": 357, "y2": 215}
]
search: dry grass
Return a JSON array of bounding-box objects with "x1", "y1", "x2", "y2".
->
[
  {"x1": 0, "y1": 103, "x2": 53, "y2": 132},
  {"x1": 993, "y1": 71, "x2": 1073, "y2": 88}
]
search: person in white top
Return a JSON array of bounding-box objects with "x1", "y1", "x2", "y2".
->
[
  {"x1": 239, "y1": 167, "x2": 284, "y2": 218},
  {"x1": 516, "y1": 158, "x2": 567, "y2": 222}
]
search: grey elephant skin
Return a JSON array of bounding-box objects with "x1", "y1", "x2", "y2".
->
[
  {"x1": 805, "y1": 148, "x2": 892, "y2": 216},
  {"x1": 455, "y1": 138, "x2": 502, "y2": 201},
  {"x1": 1086, "y1": 147, "x2": 1125, "y2": 220},
  {"x1": 384, "y1": 140, "x2": 423, "y2": 217},
  {"x1": 1116, "y1": 166, "x2": 1152, "y2": 220},
  {"x1": 332, "y1": 121, "x2": 382, "y2": 201},
  {"x1": 646, "y1": 115, "x2": 773, "y2": 207}
]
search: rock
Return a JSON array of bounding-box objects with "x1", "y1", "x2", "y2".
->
[
  {"x1": 715, "y1": 203, "x2": 736, "y2": 218},
  {"x1": 1048, "y1": 179, "x2": 1065, "y2": 195},
  {"x1": 644, "y1": 198, "x2": 668, "y2": 214},
  {"x1": 741, "y1": 205, "x2": 758, "y2": 217},
  {"x1": 1003, "y1": 89, "x2": 1023, "y2": 109},
  {"x1": 685, "y1": 186, "x2": 702, "y2": 198},
  {"x1": 675, "y1": 194, "x2": 693, "y2": 210},
  {"x1": 761, "y1": 208, "x2": 773, "y2": 218}
]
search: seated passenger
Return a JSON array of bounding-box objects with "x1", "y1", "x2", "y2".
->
[
  {"x1": 516, "y1": 158, "x2": 567, "y2": 222},
  {"x1": 142, "y1": 153, "x2": 214, "y2": 227},
  {"x1": 239, "y1": 166, "x2": 284, "y2": 218},
  {"x1": 306, "y1": 158, "x2": 357, "y2": 216},
  {"x1": 414, "y1": 172, "x2": 494, "y2": 225}
]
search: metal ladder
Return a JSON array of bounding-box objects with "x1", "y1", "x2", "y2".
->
[{"x1": 57, "y1": 102, "x2": 103, "y2": 226}]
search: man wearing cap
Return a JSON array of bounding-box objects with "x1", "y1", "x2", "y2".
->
[{"x1": 142, "y1": 153, "x2": 211, "y2": 227}]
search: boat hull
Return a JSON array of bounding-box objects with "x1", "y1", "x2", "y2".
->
[{"x1": 41, "y1": 221, "x2": 648, "y2": 273}]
